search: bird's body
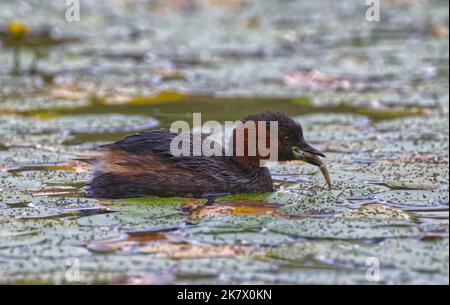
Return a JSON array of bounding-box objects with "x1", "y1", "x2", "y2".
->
[
  {"x1": 85, "y1": 129, "x2": 273, "y2": 198},
  {"x1": 85, "y1": 112, "x2": 327, "y2": 199}
]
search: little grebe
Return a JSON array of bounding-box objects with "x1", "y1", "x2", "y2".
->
[{"x1": 85, "y1": 112, "x2": 328, "y2": 198}]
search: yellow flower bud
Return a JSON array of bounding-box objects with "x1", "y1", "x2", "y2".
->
[{"x1": 8, "y1": 21, "x2": 29, "y2": 40}]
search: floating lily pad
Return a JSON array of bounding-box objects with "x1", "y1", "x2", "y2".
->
[
  {"x1": 0, "y1": 113, "x2": 158, "y2": 136},
  {"x1": 77, "y1": 206, "x2": 186, "y2": 230},
  {"x1": 267, "y1": 217, "x2": 421, "y2": 240},
  {"x1": 302, "y1": 124, "x2": 377, "y2": 144},
  {"x1": 365, "y1": 162, "x2": 449, "y2": 187},
  {"x1": 325, "y1": 238, "x2": 449, "y2": 274},
  {"x1": 0, "y1": 244, "x2": 89, "y2": 259},
  {"x1": 0, "y1": 97, "x2": 90, "y2": 113},
  {"x1": 374, "y1": 190, "x2": 449, "y2": 207},
  {"x1": 42, "y1": 114, "x2": 159, "y2": 134},
  {"x1": 183, "y1": 226, "x2": 290, "y2": 246},
  {"x1": 173, "y1": 258, "x2": 277, "y2": 278},
  {"x1": 42, "y1": 226, "x2": 124, "y2": 246},
  {"x1": 0, "y1": 234, "x2": 46, "y2": 249},
  {"x1": 30, "y1": 197, "x2": 102, "y2": 209},
  {"x1": 342, "y1": 203, "x2": 412, "y2": 220},
  {"x1": 276, "y1": 199, "x2": 350, "y2": 217},
  {"x1": 0, "y1": 173, "x2": 42, "y2": 191},
  {"x1": 234, "y1": 268, "x2": 378, "y2": 285},
  {"x1": 268, "y1": 162, "x2": 321, "y2": 176},
  {"x1": 0, "y1": 206, "x2": 70, "y2": 219},
  {"x1": 271, "y1": 183, "x2": 385, "y2": 205},
  {"x1": 80, "y1": 254, "x2": 176, "y2": 273},
  {"x1": 375, "y1": 179, "x2": 442, "y2": 190},
  {"x1": 375, "y1": 115, "x2": 449, "y2": 135},
  {"x1": 268, "y1": 240, "x2": 340, "y2": 262},
  {"x1": 295, "y1": 113, "x2": 371, "y2": 127},
  {"x1": 192, "y1": 214, "x2": 277, "y2": 231},
  {"x1": 0, "y1": 256, "x2": 69, "y2": 278},
  {"x1": 0, "y1": 133, "x2": 76, "y2": 147},
  {"x1": 266, "y1": 239, "x2": 449, "y2": 284},
  {"x1": 19, "y1": 170, "x2": 90, "y2": 185},
  {"x1": 0, "y1": 115, "x2": 45, "y2": 135},
  {"x1": 0, "y1": 147, "x2": 76, "y2": 168},
  {"x1": 0, "y1": 189, "x2": 34, "y2": 205}
]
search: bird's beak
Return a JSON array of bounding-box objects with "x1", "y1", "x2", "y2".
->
[
  {"x1": 292, "y1": 143, "x2": 325, "y2": 166},
  {"x1": 292, "y1": 144, "x2": 332, "y2": 189}
]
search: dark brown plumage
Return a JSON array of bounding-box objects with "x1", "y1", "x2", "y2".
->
[{"x1": 84, "y1": 112, "x2": 325, "y2": 198}]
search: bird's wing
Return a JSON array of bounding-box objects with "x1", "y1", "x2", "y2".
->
[{"x1": 100, "y1": 129, "x2": 235, "y2": 174}]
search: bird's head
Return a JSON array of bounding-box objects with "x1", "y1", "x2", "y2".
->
[{"x1": 231, "y1": 111, "x2": 331, "y2": 187}]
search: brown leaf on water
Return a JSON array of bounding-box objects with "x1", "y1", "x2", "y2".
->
[
  {"x1": 50, "y1": 80, "x2": 127, "y2": 103},
  {"x1": 138, "y1": 243, "x2": 255, "y2": 259},
  {"x1": 127, "y1": 231, "x2": 168, "y2": 243},
  {"x1": 152, "y1": 68, "x2": 186, "y2": 81},
  {"x1": 376, "y1": 180, "x2": 439, "y2": 191},
  {"x1": 243, "y1": 16, "x2": 261, "y2": 29},
  {"x1": 229, "y1": 206, "x2": 277, "y2": 216},
  {"x1": 188, "y1": 205, "x2": 235, "y2": 221},
  {"x1": 121, "y1": 272, "x2": 174, "y2": 285},
  {"x1": 50, "y1": 81, "x2": 95, "y2": 100},
  {"x1": 87, "y1": 231, "x2": 173, "y2": 253},
  {"x1": 68, "y1": 159, "x2": 93, "y2": 172},
  {"x1": 50, "y1": 79, "x2": 189, "y2": 105},
  {"x1": 207, "y1": 0, "x2": 247, "y2": 9},
  {"x1": 282, "y1": 70, "x2": 353, "y2": 91},
  {"x1": 227, "y1": 201, "x2": 280, "y2": 216},
  {"x1": 181, "y1": 198, "x2": 208, "y2": 212},
  {"x1": 431, "y1": 25, "x2": 449, "y2": 39},
  {"x1": 150, "y1": 0, "x2": 246, "y2": 12},
  {"x1": 88, "y1": 239, "x2": 138, "y2": 253},
  {"x1": 188, "y1": 199, "x2": 280, "y2": 221},
  {"x1": 87, "y1": 233, "x2": 258, "y2": 259},
  {"x1": 396, "y1": 152, "x2": 449, "y2": 165},
  {"x1": 420, "y1": 235, "x2": 445, "y2": 241}
]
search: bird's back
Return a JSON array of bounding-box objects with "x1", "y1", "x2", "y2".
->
[{"x1": 85, "y1": 129, "x2": 273, "y2": 198}]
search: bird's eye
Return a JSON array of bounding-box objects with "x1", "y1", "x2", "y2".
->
[{"x1": 283, "y1": 136, "x2": 292, "y2": 144}]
